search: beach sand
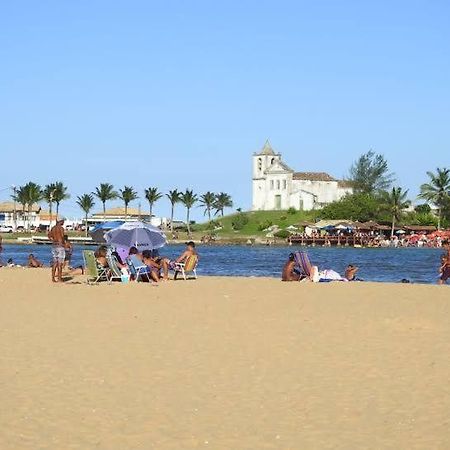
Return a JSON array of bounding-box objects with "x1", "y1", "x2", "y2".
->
[{"x1": 1, "y1": 269, "x2": 449, "y2": 450}]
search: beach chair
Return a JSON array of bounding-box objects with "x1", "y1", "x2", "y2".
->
[
  {"x1": 294, "y1": 251, "x2": 312, "y2": 280},
  {"x1": 126, "y1": 255, "x2": 151, "y2": 282},
  {"x1": 83, "y1": 250, "x2": 109, "y2": 284},
  {"x1": 173, "y1": 255, "x2": 198, "y2": 280},
  {"x1": 106, "y1": 254, "x2": 124, "y2": 282}
]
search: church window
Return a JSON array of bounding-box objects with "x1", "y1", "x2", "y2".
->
[
  {"x1": 271, "y1": 158, "x2": 275, "y2": 165},
  {"x1": 283, "y1": 180, "x2": 287, "y2": 190},
  {"x1": 258, "y1": 158, "x2": 262, "y2": 172},
  {"x1": 270, "y1": 180, "x2": 274, "y2": 190},
  {"x1": 276, "y1": 180, "x2": 280, "y2": 190}
]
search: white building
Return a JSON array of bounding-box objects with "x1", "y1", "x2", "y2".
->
[
  {"x1": 252, "y1": 141, "x2": 353, "y2": 211},
  {"x1": 0, "y1": 201, "x2": 65, "y2": 230}
]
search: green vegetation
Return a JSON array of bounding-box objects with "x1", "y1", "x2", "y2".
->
[{"x1": 194, "y1": 209, "x2": 316, "y2": 237}]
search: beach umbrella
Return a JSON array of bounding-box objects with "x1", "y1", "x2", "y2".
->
[
  {"x1": 105, "y1": 221, "x2": 167, "y2": 251},
  {"x1": 89, "y1": 221, "x2": 125, "y2": 243},
  {"x1": 395, "y1": 229, "x2": 406, "y2": 234}
]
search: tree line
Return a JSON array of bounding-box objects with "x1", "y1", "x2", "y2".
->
[
  {"x1": 321, "y1": 150, "x2": 450, "y2": 234},
  {"x1": 11, "y1": 183, "x2": 233, "y2": 235}
]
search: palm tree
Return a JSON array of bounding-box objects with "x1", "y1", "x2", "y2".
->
[
  {"x1": 144, "y1": 187, "x2": 163, "y2": 220},
  {"x1": 180, "y1": 189, "x2": 198, "y2": 237},
  {"x1": 199, "y1": 191, "x2": 216, "y2": 222},
  {"x1": 93, "y1": 183, "x2": 118, "y2": 219},
  {"x1": 419, "y1": 168, "x2": 450, "y2": 229},
  {"x1": 118, "y1": 186, "x2": 138, "y2": 217},
  {"x1": 76, "y1": 194, "x2": 95, "y2": 237},
  {"x1": 166, "y1": 189, "x2": 181, "y2": 233},
  {"x1": 43, "y1": 183, "x2": 57, "y2": 228},
  {"x1": 380, "y1": 187, "x2": 411, "y2": 237},
  {"x1": 22, "y1": 182, "x2": 42, "y2": 230},
  {"x1": 12, "y1": 186, "x2": 28, "y2": 226},
  {"x1": 53, "y1": 181, "x2": 70, "y2": 218},
  {"x1": 214, "y1": 192, "x2": 233, "y2": 217}
]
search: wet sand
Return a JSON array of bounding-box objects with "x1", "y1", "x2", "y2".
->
[{"x1": 1, "y1": 268, "x2": 449, "y2": 449}]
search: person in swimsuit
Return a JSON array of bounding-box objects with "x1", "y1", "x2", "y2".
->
[
  {"x1": 282, "y1": 253, "x2": 300, "y2": 281},
  {"x1": 161, "y1": 241, "x2": 198, "y2": 280},
  {"x1": 142, "y1": 250, "x2": 162, "y2": 283},
  {"x1": 28, "y1": 253, "x2": 43, "y2": 268},
  {"x1": 439, "y1": 241, "x2": 450, "y2": 285},
  {"x1": 63, "y1": 235, "x2": 73, "y2": 269},
  {"x1": 345, "y1": 264, "x2": 359, "y2": 281},
  {"x1": 48, "y1": 219, "x2": 66, "y2": 282}
]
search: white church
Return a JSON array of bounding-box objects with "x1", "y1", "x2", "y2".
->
[{"x1": 252, "y1": 141, "x2": 353, "y2": 211}]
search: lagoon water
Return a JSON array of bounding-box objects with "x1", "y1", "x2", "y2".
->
[{"x1": 0, "y1": 243, "x2": 444, "y2": 284}]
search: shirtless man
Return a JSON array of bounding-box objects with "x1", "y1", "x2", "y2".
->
[
  {"x1": 345, "y1": 264, "x2": 359, "y2": 281},
  {"x1": 162, "y1": 241, "x2": 198, "y2": 280},
  {"x1": 439, "y1": 240, "x2": 450, "y2": 285},
  {"x1": 282, "y1": 253, "x2": 300, "y2": 281},
  {"x1": 48, "y1": 219, "x2": 65, "y2": 282},
  {"x1": 28, "y1": 253, "x2": 43, "y2": 268}
]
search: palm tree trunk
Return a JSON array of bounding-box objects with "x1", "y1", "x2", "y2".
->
[
  {"x1": 187, "y1": 207, "x2": 190, "y2": 237},
  {"x1": 56, "y1": 203, "x2": 59, "y2": 219},
  {"x1": 103, "y1": 202, "x2": 106, "y2": 220},
  {"x1": 438, "y1": 208, "x2": 441, "y2": 230},
  {"x1": 27, "y1": 205, "x2": 31, "y2": 231},
  {"x1": 207, "y1": 207, "x2": 211, "y2": 223},
  {"x1": 170, "y1": 204, "x2": 174, "y2": 233},
  {"x1": 150, "y1": 204, "x2": 153, "y2": 221},
  {"x1": 125, "y1": 203, "x2": 128, "y2": 217},
  {"x1": 391, "y1": 215, "x2": 395, "y2": 238},
  {"x1": 85, "y1": 213, "x2": 88, "y2": 237},
  {"x1": 49, "y1": 202, "x2": 53, "y2": 229}
]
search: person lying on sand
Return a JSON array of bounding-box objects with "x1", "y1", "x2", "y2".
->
[
  {"x1": 282, "y1": 253, "x2": 301, "y2": 281},
  {"x1": 28, "y1": 253, "x2": 43, "y2": 268},
  {"x1": 161, "y1": 241, "x2": 198, "y2": 280}
]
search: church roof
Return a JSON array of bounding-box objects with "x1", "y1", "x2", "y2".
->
[
  {"x1": 293, "y1": 172, "x2": 337, "y2": 182},
  {"x1": 265, "y1": 159, "x2": 294, "y2": 173},
  {"x1": 258, "y1": 139, "x2": 276, "y2": 156}
]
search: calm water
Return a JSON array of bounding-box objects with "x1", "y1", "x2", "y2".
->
[{"x1": 0, "y1": 243, "x2": 444, "y2": 284}]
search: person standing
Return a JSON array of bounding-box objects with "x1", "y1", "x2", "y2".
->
[{"x1": 48, "y1": 219, "x2": 65, "y2": 282}]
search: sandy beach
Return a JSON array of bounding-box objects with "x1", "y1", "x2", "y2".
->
[{"x1": 1, "y1": 269, "x2": 449, "y2": 450}]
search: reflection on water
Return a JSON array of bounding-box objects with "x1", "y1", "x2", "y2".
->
[{"x1": 0, "y1": 243, "x2": 444, "y2": 284}]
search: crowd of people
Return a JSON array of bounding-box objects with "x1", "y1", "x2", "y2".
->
[
  {"x1": 2, "y1": 221, "x2": 450, "y2": 285},
  {"x1": 281, "y1": 240, "x2": 450, "y2": 285},
  {"x1": 46, "y1": 218, "x2": 199, "y2": 283}
]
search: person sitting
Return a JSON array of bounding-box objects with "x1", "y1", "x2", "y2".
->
[
  {"x1": 162, "y1": 241, "x2": 198, "y2": 280},
  {"x1": 111, "y1": 250, "x2": 128, "y2": 269},
  {"x1": 95, "y1": 246, "x2": 109, "y2": 268},
  {"x1": 282, "y1": 253, "x2": 301, "y2": 281},
  {"x1": 142, "y1": 250, "x2": 162, "y2": 283},
  {"x1": 28, "y1": 253, "x2": 43, "y2": 268},
  {"x1": 345, "y1": 264, "x2": 360, "y2": 281},
  {"x1": 128, "y1": 246, "x2": 143, "y2": 261}
]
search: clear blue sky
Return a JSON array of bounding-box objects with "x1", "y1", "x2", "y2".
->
[{"x1": 1, "y1": 0, "x2": 449, "y2": 220}]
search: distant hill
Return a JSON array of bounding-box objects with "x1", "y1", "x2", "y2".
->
[{"x1": 194, "y1": 209, "x2": 317, "y2": 238}]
